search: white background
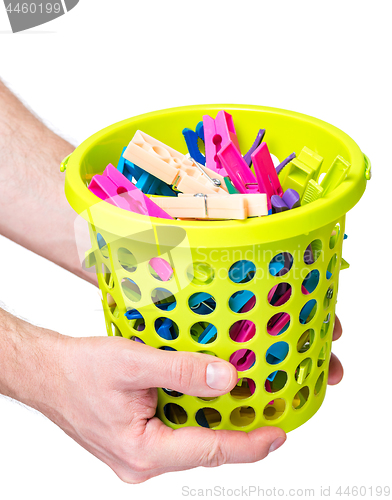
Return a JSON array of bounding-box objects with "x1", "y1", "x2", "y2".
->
[{"x1": 0, "y1": 1, "x2": 391, "y2": 498}]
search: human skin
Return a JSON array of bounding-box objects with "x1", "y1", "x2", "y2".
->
[{"x1": 0, "y1": 81, "x2": 344, "y2": 483}]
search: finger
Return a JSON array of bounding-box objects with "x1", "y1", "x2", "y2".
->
[
  {"x1": 332, "y1": 315, "x2": 343, "y2": 341},
  {"x1": 144, "y1": 417, "x2": 286, "y2": 470},
  {"x1": 125, "y1": 342, "x2": 238, "y2": 397},
  {"x1": 328, "y1": 352, "x2": 344, "y2": 385}
]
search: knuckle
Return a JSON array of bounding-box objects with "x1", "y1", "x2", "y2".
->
[
  {"x1": 171, "y1": 354, "x2": 198, "y2": 391},
  {"x1": 203, "y1": 434, "x2": 228, "y2": 467}
]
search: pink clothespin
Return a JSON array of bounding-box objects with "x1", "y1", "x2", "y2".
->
[
  {"x1": 251, "y1": 143, "x2": 283, "y2": 211},
  {"x1": 149, "y1": 257, "x2": 174, "y2": 281},
  {"x1": 88, "y1": 164, "x2": 173, "y2": 219},
  {"x1": 203, "y1": 111, "x2": 241, "y2": 177},
  {"x1": 217, "y1": 142, "x2": 259, "y2": 194}
]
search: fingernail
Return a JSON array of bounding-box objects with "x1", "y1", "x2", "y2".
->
[
  {"x1": 269, "y1": 437, "x2": 286, "y2": 453},
  {"x1": 206, "y1": 363, "x2": 232, "y2": 390}
]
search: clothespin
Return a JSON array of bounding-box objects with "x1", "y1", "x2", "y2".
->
[
  {"x1": 269, "y1": 253, "x2": 292, "y2": 276},
  {"x1": 295, "y1": 358, "x2": 312, "y2": 384},
  {"x1": 271, "y1": 189, "x2": 301, "y2": 214},
  {"x1": 203, "y1": 111, "x2": 241, "y2": 176},
  {"x1": 118, "y1": 145, "x2": 177, "y2": 196},
  {"x1": 182, "y1": 121, "x2": 206, "y2": 166},
  {"x1": 155, "y1": 317, "x2": 176, "y2": 340},
  {"x1": 230, "y1": 320, "x2": 255, "y2": 343},
  {"x1": 153, "y1": 192, "x2": 247, "y2": 220},
  {"x1": 228, "y1": 261, "x2": 256, "y2": 283},
  {"x1": 299, "y1": 299, "x2": 317, "y2": 324},
  {"x1": 224, "y1": 177, "x2": 240, "y2": 194},
  {"x1": 125, "y1": 309, "x2": 143, "y2": 320},
  {"x1": 302, "y1": 156, "x2": 350, "y2": 204},
  {"x1": 151, "y1": 193, "x2": 268, "y2": 220},
  {"x1": 251, "y1": 142, "x2": 284, "y2": 212},
  {"x1": 117, "y1": 146, "x2": 142, "y2": 180},
  {"x1": 232, "y1": 378, "x2": 255, "y2": 398},
  {"x1": 230, "y1": 349, "x2": 256, "y2": 371},
  {"x1": 149, "y1": 257, "x2": 174, "y2": 281},
  {"x1": 123, "y1": 131, "x2": 228, "y2": 195},
  {"x1": 279, "y1": 147, "x2": 323, "y2": 198},
  {"x1": 189, "y1": 292, "x2": 216, "y2": 315},
  {"x1": 218, "y1": 141, "x2": 259, "y2": 194},
  {"x1": 88, "y1": 164, "x2": 173, "y2": 219},
  {"x1": 302, "y1": 179, "x2": 324, "y2": 205},
  {"x1": 268, "y1": 283, "x2": 292, "y2": 306},
  {"x1": 320, "y1": 155, "x2": 351, "y2": 196},
  {"x1": 198, "y1": 323, "x2": 218, "y2": 344},
  {"x1": 152, "y1": 289, "x2": 176, "y2": 311},
  {"x1": 293, "y1": 389, "x2": 308, "y2": 409},
  {"x1": 266, "y1": 342, "x2": 289, "y2": 365},
  {"x1": 275, "y1": 152, "x2": 296, "y2": 175},
  {"x1": 301, "y1": 270, "x2": 319, "y2": 294},
  {"x1": 243, "y1": 129, "x2": 266, "y2": 167},
  {"x1": 229, "y1": 290, "x2": 255, "y2": 313},
  {"x1": 267, "y1": 311, "x2": 290, "y2": 336}
]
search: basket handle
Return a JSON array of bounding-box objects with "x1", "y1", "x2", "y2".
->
[
  {"x1": 60, "y1": 153, "x2": 72, "y2": 172},
  {"x1": 363, "y1": 153, "x2": 372, "y2": 180}
]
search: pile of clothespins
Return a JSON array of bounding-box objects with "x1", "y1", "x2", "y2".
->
[{"x1": 88, "y1": 110, "x2": 351, "y2": 220}]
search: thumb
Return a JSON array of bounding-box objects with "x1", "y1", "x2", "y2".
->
[{"x1": 132, "y1": 343, "x2": 238, "y2": 397}]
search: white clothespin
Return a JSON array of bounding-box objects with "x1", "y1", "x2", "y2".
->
[
  {"x1": 151, "y1": 193, "x2": 268, "y2": 220},
  {"x1": 123, "y1": 131, "x2": 228, "y2": 195}
]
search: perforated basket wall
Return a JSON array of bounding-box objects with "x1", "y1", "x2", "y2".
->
[
  {"x1": 88, "y1": 214, "x2": 345, "y2": 433},
  {"x1": 64, "y1": 104, "x2": 368, "y2": 433}
]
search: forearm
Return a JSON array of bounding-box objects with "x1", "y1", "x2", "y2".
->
[
  {"x1": 0, "y1": 81, "x2": 95, "y2": 284},
  {"x1": 0, "y1": 307, "x2": 66, "y2": 418}
]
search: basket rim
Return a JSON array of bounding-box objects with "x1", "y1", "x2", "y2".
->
[{"x1": 64, "y1": 104, "x2": 367, "y2": 246}]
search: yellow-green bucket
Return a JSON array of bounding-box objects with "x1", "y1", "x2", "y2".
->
[{"x1": 63, "y1": 105, "x2": 369, "y2": 433}]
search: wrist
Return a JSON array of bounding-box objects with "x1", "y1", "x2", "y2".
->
[{"x1": 0, "y1": 309, "x2": 70, "y2": 419}]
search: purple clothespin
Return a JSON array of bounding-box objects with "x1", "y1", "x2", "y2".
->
[
  {"x1": 276, "y1": 152, "x2": 296, "y2": 175},
  {"x1": 243, "y1": 129, "x2": 266, "y2": 167},
  {"x1": 271, "y1": 189, "x2": 301, "y2": 214}
]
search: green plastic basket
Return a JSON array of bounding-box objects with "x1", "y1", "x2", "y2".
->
[{"x1": 63, "y1": 105, "x2": 369, "y2": 432}]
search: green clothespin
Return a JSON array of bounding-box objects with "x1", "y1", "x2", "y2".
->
[
  {"x1": 279, "y1": 147, "x2": 323, "y2": 198},
  {"x1": 320, "y1": 156, "x2": 351, "y2": 196},
  {"x1": 302, "y1": 179, "x2": 324, "y2": 205},
  {"x1": 224, "y1": 176, "x2": 240, "y2": 194}
]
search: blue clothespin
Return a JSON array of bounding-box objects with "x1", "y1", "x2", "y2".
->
[
  {"x1": 117, "y1": 146, "x2": 142, "y2": 180},
  {"x1": 229, "y1": 261, "x2": 256, "y2": 283},
  {"x1": 189, "y1": 292, "x2": 216, "y2": 315},
  {"x1": 344, "y1": 233, "x2": 348, "y2": 240},
  {"x1": 125, "y1": 309, "x2": 143, "y2": 320},
  {"x1": 198, "y1": 324, "x2": 217, "y2": 344},
  {"x1": 156, "y1": 317, "x2": 175, "y2": 340},
  {"x1": 266, "y1": 342, "x2": 289, "y2": 365},
  {"x1": 229, "y1": 290, "x2": 254, "y2": 313},
  {"x1": 299, "y1": 299, "x2": 317, "y2": 324},
  {"x1": 155, "y1": 300, "x2": 176, "y2": 312},
  {"x1": 135, "y1": 170, "x2": 178, "y2": 196},
  {"x1": 118, "y1": 146, "x2": 177, "y2": 197},
  {"x1": 302, "y1": 270, "x2": 320, "y2": 294},
  {"x1": 182, "y1": 121, "x2": 206, "y2": 166}
]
